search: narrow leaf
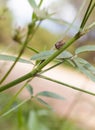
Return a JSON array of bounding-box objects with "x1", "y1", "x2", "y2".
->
[
  {"x1": 36, "y1": 97, "x2": 52, "y2": 109},
  {"x1": 26, "y1": 84, "x2": 33, "y2": 96},
  {"x1": 74, "y1": 58, "x2": 95, "y2": 82},
  {"x1": 28, "y1": 110, "x2": 39, "y2": 130},
  {"x1": 28, "y1": 0, "x2": 37, "y2": 8},
  {"x1": 31, "y1": 50, "x2": 55, "y2": 60},
  {"x1": 77, "y1": 58, "x2": 95, "y2": 73},
  {"x1": 75, "y1": 45, "x2": 95, "y2": 54},
  {"x1": 31, "y1": 50, "x2": 72, "y2": 61},
  {"x1": 36, "y1": 91, "x2": 64, "y2": 100},
  {"x1": 0, "y1": 54, "x2": 32, "y2": 64},
  {"x1": 57, "y1": 51, "x2": 72, "y2": 59}
]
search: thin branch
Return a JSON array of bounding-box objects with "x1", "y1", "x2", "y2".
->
[
  {"x1": 0, "y1": 21, "x2": 41, "y2": 84},
  {"x1": 37, "y1": 75, "x2": 95, "y2": 96}
]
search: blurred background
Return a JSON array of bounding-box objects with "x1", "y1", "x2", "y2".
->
[{"x1": 0, "y1": 0, "x2": 95, "y2": 130}]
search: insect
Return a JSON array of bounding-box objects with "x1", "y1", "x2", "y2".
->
[{"x1": 55, "y1": 40, "x2": 65, "y2": 49}]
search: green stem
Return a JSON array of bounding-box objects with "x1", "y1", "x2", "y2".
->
[
  {"x1": 0, "y1": 38, "x2": 29, "y2": 84},
  {"x1": 27, "y1": 45, "x2": 39, "y2": 53},
  {"x1": 38, "y1": 75, "x2": 95, "y2": 96},
  {"x1": 0, "y1": 98, "x2": 30, "y2": 118},
  {"x1": 0, "y1": 21, "x2": 41, "y2": 84},
  {"x1": 82, "y1": 2, "x2": 95, "y2": 28},
  {"x1": 80, "y1": 0, "x2": 93, "y2": 28},
  {"x1": 0, "y1": 33, "x2": 82, "y2": 92},
  {"x1": 40, "y1": 61, "x2": 64, "y2": 74}
]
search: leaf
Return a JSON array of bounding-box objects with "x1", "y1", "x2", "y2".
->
[
  {"x1": 0, "y1": 54, "x2": 32, "y2": 64},
  {"x1": 31, "y1": 50, "x2": 55, "y2": 60},
  {"x1": 36, "y1": 91, "x2": 64, "y2": 100},
  {"x1": 57, "y1": 51, "x2": 72, "y2": 59},
  {"x1": 28, "y1": 110, "x2": 40, "y2": 130},
  {"x1": 26, "y1": 84, "x2": 33, "y2": 96},
  {"x1": 28, "y1": 110, "x2": 49, "y2": 130},
  {"x1": 28, "y1": 0, "x2": 37, "y2": 8},
  {"x1": 75, "y1": 45, "x2": 95, "y2": 54},
  {"x1": 77, "y1": 58, "x2": 95, "y2": 73},
  {"x1": 31, "y1": 50, "x2": 72, "y2": 61},
  {"x1": 36, "y1": 97, "x2": 52, "y2": 109},
  {"x1": 74, "y1": 58, "x2": 95, "y2": 82}
]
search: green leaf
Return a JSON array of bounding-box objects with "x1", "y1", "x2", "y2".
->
[
  {"x1": 0, "y1": 54, "x2": 32, "y2": 64},
  {"x1": 28, "y1": 110, "x2": 49, "y2": 130},
  {"x1": 31, "y1": 50, "x2": 55, "y2": 60},
  {"x1": 36, "y1": 91, "x2": 64, "y2": 100},
  {"x1": 77, "y1": 58, "x2": 95, "y2": 73},
  {"x1": 28, "y1": 0, "x2": 37, "y2": 8},
  {"x1": 75, "y1": 45, "x2": 95, "y2": 54},
  {"x1": 74, "y1": 58, "x2": 95, "y2": 82},
  {"x1": 57, "y1": 51, "x2": 72, "y2": 59},
  {"x1": 31, "y1": 50, "x2": 72, "y2": 61},
  {"x1": 36, "y1": 97, "x2": 52, "y2": 109},
  {"x1": 28, "y1": 110, "x2": 40, "y2": 130},
  {"x1": 26, "y1": 84, "x2": 33, "y2": 96}
]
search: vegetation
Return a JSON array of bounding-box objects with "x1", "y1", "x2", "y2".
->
[{"x1": 0, "y1": 0, "x2": 95, "y2": 129}]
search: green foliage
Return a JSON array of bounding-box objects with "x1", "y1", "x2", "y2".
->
[
  {"x1": 36, "y1": 91, "x2": 64, "y2": 100},
  {"x1": 0, "y1": 94, "x2": 84, "y2": 130},
  {"x1": 75, "y1": 45, "x2": 95, "y2": 54},
  {"x1": 26, "y1": 84, "x2": 34, "y2": 96},
  {"x1": 0, "y1": 1, "x2": 95, "y2": 129},
  {"x1": 0, "y1": 54, "x2": 32, "y2": 64},
  {"x1": 28, "y1": 0, "x2": 37, "y2": 8},
  {"x1": 31, "y1": 50, "x2": 72, "y2": 60}
]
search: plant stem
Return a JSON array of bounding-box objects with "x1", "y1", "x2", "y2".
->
[
  {"x1": 0, "y1": 38, "x2": 29, "y2": 84},
  {"x1": 0, "y1": 32, "x2": 82, "y2": 92},
  {"x1": 80, "y1": 0, "x2": 93, "y2": 29},
  {"x1": 83, "y1": 2, "x2": 95, "y2": 26},
  {"x1": 0, "y1": 21, "x2": 40, "y2": 84},
  {"x1": 38, "y1": 75, "x2": 95, "y2": 96},
  {"x1": 40, "y1": 61, "x2": 64, "y2": 74}
]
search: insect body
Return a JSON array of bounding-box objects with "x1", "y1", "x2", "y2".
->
[{"x1": 55, "y1": 40, "x2": 65, "y2": 49}]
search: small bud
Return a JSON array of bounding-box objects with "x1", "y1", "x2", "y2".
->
[{"x1": 55, "y1": 40, "x2": 65, "y2": 49}]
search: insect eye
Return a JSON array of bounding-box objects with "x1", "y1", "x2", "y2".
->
[{"x1": 55, "y1": 40, "x2": 65, "y2": 49}]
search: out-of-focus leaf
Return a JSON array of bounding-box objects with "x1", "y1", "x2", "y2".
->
[
  {"x1": 28, "y1": 110, "x2": 49, "y2": 130},
  {"x1": 0, "y1": 54, "x2": 32, "y2": 64},
  {"x1": 57, "y1": 51, "x2": 72, "y2": 59},
  {"x1": 28, "y1": 110, "x2": 39, "y2": 130},
  {"x1": 36, "y1": 91, "x2": 64, "y2": 100},
  {"x1": 31, "y1": 50, "x2": 55, "y2": 60},
  {"x1": 36, "y1": 97, "x2": 52, "y2": 109},
  {"x1": 26, "y1": 84, "x2": 33, "y2": 96},
  {"x1": 74, "y1": 58, "x2": 95, "y2": 82},
  {"x1": 75, "y1": 45, "x2": 95, "y2": 54},
  {"x1": 31, "y1": 50, "x2": 72, "y2": 61},
  {"x1": 28, "y1": 0, "x2": 37, "y2": 8},
  {"x1": 77, "y1": 58, "x2": 95, "y2": 73}
]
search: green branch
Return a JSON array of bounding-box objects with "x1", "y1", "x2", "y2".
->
[
  {"x1": 37, "y1": 75, "x2": 95, "y2": 96},
  {"x1": 0, "y1": 1, "x2": 94, "y2": 93},
  {"x1": 0, "y1": 33, "x2": 83, "y2": 93}
]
